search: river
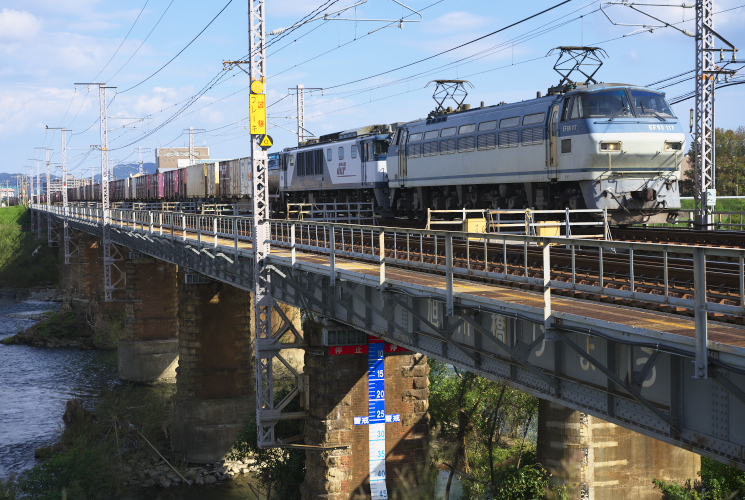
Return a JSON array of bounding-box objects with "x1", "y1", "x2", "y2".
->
[
  {"x1": 0, "y1": 293, "x2": 120, "y2": 479},
  {"x1": 0, "y1": 293, "x2": 264, "y2": 499}
]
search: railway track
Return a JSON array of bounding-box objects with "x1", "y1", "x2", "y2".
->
[
  {"x1": 281, "y1": 228, "x2": 744, "y2": 324},
  {"x1": 611, "y1": 227, "x2": 745, "y2": 249}
]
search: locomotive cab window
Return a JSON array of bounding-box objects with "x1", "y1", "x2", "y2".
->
[
  {"x1": 581, "y1": 90, "x2": 632, "y2": 118},
  {"x1": 351, "y1": 145, "x2": 358, "y2": 158},
  {"x1": 327, "y1": 148, "x2": 332, "y2": 161},
  {"x1": 424, "y1": 130, "x2": 439, "y2": 140},
  {"x1": 562, "y1": 96, "x2": 583, "y2": 121},
  {"x1": 409, "y1": 133, "x2": 423, "y2": 142},
  {"x1": 373, "y1": 140, "x2": 389, "y2": 156},
  {"x1": 338, "y1": 146, "x2": 344, "y2": 160},
  {"x1": 631, "y1": 90, "x2": 675, "y2": 118}
]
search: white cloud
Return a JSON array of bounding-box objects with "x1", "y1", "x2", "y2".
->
[
  {"x1": 0, "y1": 86, "x2": 76, "y2": 135},
  {"x1": 0, "y1": 9, "x2": 41, "y2": 41}
]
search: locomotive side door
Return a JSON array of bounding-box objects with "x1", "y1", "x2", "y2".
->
[
  {"x1": 548, "y1": 104, "x2": 560, "y2": 180},
  {"x1": 360, "y1": 141, "x2": 368, "y2": 186},
  {"x1": 399, "y1": 129, "x2": 408, "y2": 181}
]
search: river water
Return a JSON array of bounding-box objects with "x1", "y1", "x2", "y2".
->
[
  {"x1": 0, "y1": 294, "x2": 262, "y2": 499},
  {"x1": 0, "y1": 294, "x2": 121, "y2": 479}
]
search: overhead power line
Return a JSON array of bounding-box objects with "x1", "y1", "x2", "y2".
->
[
  {"x1": 90, "y1": 0, "x2": 150, "y2": 83},
  {"x1": 107, "y1": 0, "x2": 175, "y2": 83},
  {"x1": 323, "y1": 0, "x2": 574, "y2": 90},
  {"x1": 120, "y1": 0, "x2": 234, "y2": 93}
]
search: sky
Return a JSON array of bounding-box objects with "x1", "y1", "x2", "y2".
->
[{"x1": 2, "y1": 0, "x2": 745, "y2": 178}]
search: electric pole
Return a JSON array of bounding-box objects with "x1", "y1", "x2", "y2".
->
[
  {"x1": 47, "y1": 127, "x2": 71, "y2": 263},
  {"x1": 288, "y1": 84, "x2": 323, "y2": 145},
  {"x1": 76, "y1": 83, "x2": 119, "y2": 301},
  {"x1": 34, "y1": 147, "x2": 52, "y2": 245},
  {"x1": 135, "y1": 147, "x2": 153, "y2": 175},
  {"x1": 182, "y1": 127, "x2": 206, "y2": 166}
]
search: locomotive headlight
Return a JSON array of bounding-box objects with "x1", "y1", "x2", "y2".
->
[
  {"x1": 664, "y1": 141, "x2": 683, "y2": 151},
  {"x1": 600, "y1": 142, "x2": 622, "y2": 152}
]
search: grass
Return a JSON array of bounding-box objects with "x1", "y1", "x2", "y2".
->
[
  {"x1": 12, "y1": 386, "x2": 174, "y2": 500},
  {"x1": 0, "y1": 206, "x2": 59, "y2": 287},
  {"x1": 680, "y1": 198, "x2": 745, "y2": 212}
]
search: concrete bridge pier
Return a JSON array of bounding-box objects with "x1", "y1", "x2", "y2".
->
[
  {"x1": 301, "y1": 324, "x2": 430, "y2": 500},
  {"x1": 119, "y1": 255, "x2": 179, "y2": 384},
  {"x1": 170, "y1": 278, "x2": 254, "y2": 464},
  {"x1": 537, "y1": 400, "x2": 700, "y2": 499}
]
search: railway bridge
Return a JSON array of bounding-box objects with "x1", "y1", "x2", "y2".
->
[{"x1": 31, "y1": 204, "x2": 745, "y2": 499}]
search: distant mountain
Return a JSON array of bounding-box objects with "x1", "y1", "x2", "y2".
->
[{"x1": 91, "y1": 162, "x2": 156, "y2": 183}]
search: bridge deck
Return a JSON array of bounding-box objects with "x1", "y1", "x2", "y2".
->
[
  {"x1": 113, "y1": 219, "x2": 745, "y2": 354},
  {"x1": 267, "y1": 243, "x2": 745, "y2": 352}
]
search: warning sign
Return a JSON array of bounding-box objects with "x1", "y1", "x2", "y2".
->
[
  {"x1": 250, "y1": 93, "x2": 267, "y2": 135},
  {"x1": 260, "y1": 135, "x2": 273, "y2": 149}
]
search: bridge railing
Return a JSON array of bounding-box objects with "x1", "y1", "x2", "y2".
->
[{"x1": 35, "y1": 204, "x2": 745, "y2": 378}]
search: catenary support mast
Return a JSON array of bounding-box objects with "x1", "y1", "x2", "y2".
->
[{"x1": 694, "y1": 0, "x2": 716, "y2": 229}]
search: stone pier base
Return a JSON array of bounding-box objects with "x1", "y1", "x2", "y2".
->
[
  {"x1": 170, "y1": 397, "x2": 254, "y2": 464},
  {"x1": 118, "y1": 339, "x2": 179, "y2": 384},
  {"x1": 170, "y1": 279, "x2": 253, "y2": 463},
  {"x1": 537, "y1": 400, "x2": 700, "y2": 499}
]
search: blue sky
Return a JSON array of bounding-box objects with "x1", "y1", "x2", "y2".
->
[{"x1": 2, "y1": 0, "x2": 744, "y2": 177}]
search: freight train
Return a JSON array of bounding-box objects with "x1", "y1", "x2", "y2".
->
[{"x1": 60, "y1": 82, "x2": 685, "y2": 225}]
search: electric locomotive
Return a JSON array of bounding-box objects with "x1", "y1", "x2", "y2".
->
[{"x1": 390, "y1": 83, "x2": 684, "y2": 225}]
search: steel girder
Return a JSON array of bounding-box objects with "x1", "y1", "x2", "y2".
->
[{"x1": 55, "y1": 212, "x2": 745, "y2": 468}]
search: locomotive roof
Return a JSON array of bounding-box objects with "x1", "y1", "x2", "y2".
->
[{"x1": 401, "y1": 82, "x2": 668, "y2": 126}]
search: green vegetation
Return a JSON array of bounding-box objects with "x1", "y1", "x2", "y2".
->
[
  {"x1": 9, "y1": 387, "x2": 173, "y2": 500},
  {"x1": 429, "y1": 359, "x2": 567, "y2": 500},
  {"x1": 228, "y1": 386, "x2": 306, "y2": 500},
  {"x1": 0, "y1": 206, "x2": 58, "y2": 287},
  {"x1": 1, "y1": 309, "x2": 122, "y2": 349},
  {"x1": 680, "y1": 198, "x2": 745, "y2": 212},
  {"x1": 654, "y1": 457, "x2": 745, "y2": 499},
  {"x1": 0, "y1": 476, "x2": 18, "y2": 500}
]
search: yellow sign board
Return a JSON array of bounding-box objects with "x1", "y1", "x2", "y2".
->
[
  {"x1": 260, "y1": 135, "x2": 273, "y2": 148},
  {"x1": 250, "y1": 93, "x2": 267, "y2": 135}
]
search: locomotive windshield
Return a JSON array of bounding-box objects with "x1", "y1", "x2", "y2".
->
[
  {"x1": 563, "y1": 89, "x2": 676, "y2": 120},
  {"x1": 630, "y1": 90, "x2": 675, "y2": 118}
]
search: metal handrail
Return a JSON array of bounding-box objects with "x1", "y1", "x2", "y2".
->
[{"x1": 33, "y1": 203, "x2": 745, "y2": 380}]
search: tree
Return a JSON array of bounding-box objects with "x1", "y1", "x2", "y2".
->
[
  {"x1": 428, "y1": 360, "x2": 563, "y2": 500},
  {"x1": 683, "y1": 127, "x2": 745, "y2": 197}
]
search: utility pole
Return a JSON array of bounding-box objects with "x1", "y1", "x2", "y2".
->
[
  {"x1": 694, "y1": 0, "x2": 716, "y2": 229},
  {"x1": 288, "y1": 84, "x2": 323, "y2": 145},
  {"x1": 47, "y1": 127, "x2": 71, "y2": 263},
  {"x1": 248, "y1": 0, "x2": 275, "y2": 450},
  {"x1": 135, "y1": 147, "x2": 153, "y2": 175},
  {"x1": 182, "y1": 127, "x2": 206, "y2": 166},
  {"x1": 691, "y1": 1, "x2": 741, "y2": 229},
  {"x1": 76, "y1": 83, "x2": 120, "y2": 301},
  {"x1": 27, "y1": 160, "x2": 37, "y2": 234},
  {"x1": 34, "y1": 147, "x2": 52, "y2": 245}
]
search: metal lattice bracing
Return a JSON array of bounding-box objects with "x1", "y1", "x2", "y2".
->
[
  {"x1": 694, "y1": 0, "x2": 716, "y2": 229},
  {"x1": 250, "y1": 0, "x2": 277, "y2": 449},
  {"x1": 91, "y1": 84, "x2": 124, "y2": 301}
]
